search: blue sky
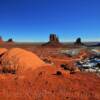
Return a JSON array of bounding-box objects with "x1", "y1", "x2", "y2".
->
[{"x1": 0, "y1": 0, "x2": 100, "y2": 42}]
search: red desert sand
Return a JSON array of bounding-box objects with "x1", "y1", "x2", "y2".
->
[
  {"x1": 0, "y1": 47, "x2": 100, "y2": 100},
  {"x1": 0, "y1": 66, "x2": 100, "y2": 100},
  {"x1": 0, "y1": 48, "x2": 45, "y2": 73}
]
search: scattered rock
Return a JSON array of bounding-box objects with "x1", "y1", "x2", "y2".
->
[
  {"x1": 70, "y1": 71, "x2": 76, "y2": 74},
  {"x1": 60, "y1": 63, "x2": 80, "y2": 74},
  {"x1": 60, "y1": 64, "x2": 70, "y2": 70},
  {"x1": 43, "y1": 58, "x2": 52, "y2": 64}
]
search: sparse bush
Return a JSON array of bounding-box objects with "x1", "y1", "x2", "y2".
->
[
  {"x1": 43, "y1": 58, "x2": 52, "y2": 64},
  {"x1": 60, "y1": 64, "x2": 70, "y2": 70},
  {"x1": 56, "y1": 71, "x2": 62, "y2": 76},
  {"x1": 96, "y1": 63, "x2": 100, "y2": 68},
  {"x1": 70, "y1": 71, "x2": 75, "y2": 74},
  {"x1": 2, "y1": 67, "x2": 16, "y2": 74}
]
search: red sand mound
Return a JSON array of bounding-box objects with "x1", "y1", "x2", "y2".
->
[
  {"x1": 0, "y1": 48, "x2": 45, "y2": 73},
  {"x1": 0, "y1": 48, "x2": 8, "y2": 55}
]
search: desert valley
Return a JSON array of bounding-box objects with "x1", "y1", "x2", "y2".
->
[{"x1": 0, "y1": 34, "x2": 100, "y2": 100}]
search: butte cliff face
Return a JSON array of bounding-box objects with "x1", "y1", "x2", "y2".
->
[
  {"x1": 49, "y1": 34, "x2": 59, "y2": 43},
  {"x1": 74, "y1": 37, "x2": 84, "y2": 46},
  {"x1": 43, "y1": 34, "x2": 62, "y2": 47},
  {"x1": 7, "y1": 38, "x2": 14, "y2": 43}
]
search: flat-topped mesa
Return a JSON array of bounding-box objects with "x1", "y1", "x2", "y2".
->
[
  {"x1": 43, "y1": 34, "x2": 62, "y2": 47},
  {"x1": 49, "y1": 34, "x2": 59, "y2": 43}
]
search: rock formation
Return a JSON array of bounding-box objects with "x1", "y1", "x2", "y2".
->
[
  {"x1": 74, "y1": 37, "x2": 84, "y2": 46},
  {"x1": 0, "y1": 36, "x2": 3, "y2": 43},
  {"x1": 49, "y1": 34, "x2": 59, "y2": 43},
  {"x1": 7, "y1": 38, "x2": 14, "y2": 43},
  {"x1": 0, "y1": 48, "x2": 46, "y2": 73},
  {"x1": 43, "y1": 34, "x2": 62, "y2": 47}
]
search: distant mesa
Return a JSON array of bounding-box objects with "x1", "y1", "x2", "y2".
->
[
  {"x1": 0, "y1": 36, "x2": 14, "y2": 43},
  {"x1": 74, "y1": 37, "x2": 84, "y2": 46},
  {"x1": 42, "y1": 34, "x2": 62, "y2": 47},
  {"x1": 0, "y1": 36, "x2": 4, "y2": 43},
  {"x1": 91, "y1": 42, "x2": 100, "y2": 47},
  {"x1": 96, "y1": 43, "x2": 100, "y2": 46},
  {"x1": 49, "y1": 34, "x2": 59, "y2": 43},
  {"x1": 7, "y1": 38, "x2": 14, "y2": 43}
]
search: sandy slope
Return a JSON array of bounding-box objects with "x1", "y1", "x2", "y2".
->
[{"x1": 0, "y1": 48, "x2": 45, "y2": 73}]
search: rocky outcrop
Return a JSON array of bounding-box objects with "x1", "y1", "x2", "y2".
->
[
  {"x1": 7, "y1": 38, "x2": 14, "y2": 43},
  {"x1": 43, "y1": 34, "x2": 62, "y2": 47},
  {"x1": 0, "y1": 36, "x2": 3, "y2": 43},
  {"x1": 49, "y1": 34, "x2": 59, "y2": 43},
  {"x1": 74, "y1": 37, "x2": 84, "y2": 46}
]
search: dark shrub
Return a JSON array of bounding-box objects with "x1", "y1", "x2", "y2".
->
[
  {"x1": 2, "y1": 68, "x2": 16, "y2": 74},
  {"x1": 56, "y1": 71, "x2": 62, "y2": 76},
  {"x1": 96, "y1": 63, "x2": 100, "y2": 68},
  {"x1": 60, "y1": 64, "x2": 70, "y2": 70}
]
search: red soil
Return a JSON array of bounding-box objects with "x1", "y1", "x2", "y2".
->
[
  {"x1": 0, "y1": 66, "x2": 100, "y2": 100},
  {"x1": 0, "y1": 48, "x2": 8, "y2": 55},
  {"x1": 0, "y1": 46, "x2": 99, "y2": 100}
]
